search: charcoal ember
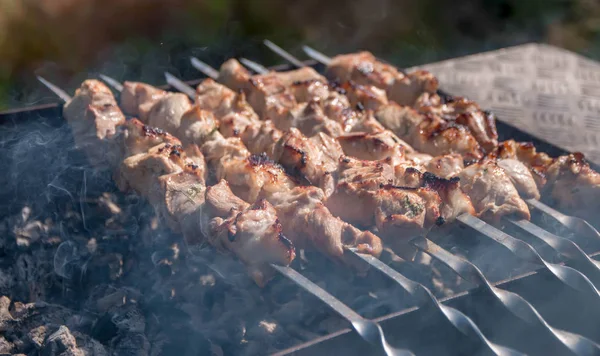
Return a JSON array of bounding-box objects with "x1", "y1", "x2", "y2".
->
[
  {"x1": 110, "y1": 332, "x2": 150, "y2": 356},
  {"x1": 14, "y1": 220, "x2": 47, "y2": 247},
  {"x1": 41, "y1": 325, "x2": 84, "y2": 356},
  {"x1": 0, "y1": 336, "x2": 14, "y2": 354},
  {"x1": 110, "y1": 303, "x2": 145, "y2": 333},
  {"x1": 71, "y1": 330, "x2": 108, "y2": 356},
  {"x1": 28, "y1": 324, "x2": 50, "y2": 349},
  {"x1": 245, "y1": 320, "x2": 291, "y2": 351},
  {"x1": 0, "y1": 296, "x2": 14, "y2": 331}
]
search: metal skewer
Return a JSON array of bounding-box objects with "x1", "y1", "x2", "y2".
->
[
  {"x1": 348, "y1": 249, "x2": 523, "y2": 356},
  {"x1": 98, "y1": 74, "x2": 124, "y2": 92},
  {"x1": 297, "y1": 44, "x2": 600, "y2": 241},
  {"x1": 240, "y1": 58, "x2": 270, "y2": 75},
  {"x1": 93, "y1": 74, "x2": 412, "y2": 355},
  {"x1": 411, "y1": 236, "x2": 600, "y2": 356},
  {"x1": 164, "y1": 69, "x2": 523, "y2": 355}
]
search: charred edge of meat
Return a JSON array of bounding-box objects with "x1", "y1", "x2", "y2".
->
[
  {"x1": 379, "y1": 183, "x2": 418, "y2": 191},
  {"x1": 248, "y1": 152, "x2": 279, "y2": 168},
  {"x1": 436, "y1": 90, "x2": 456, "y2": 104},
  {"x1": 142, "y1": 124, "x2": 166, "y2": 137},
  {"x1": 422, "y1": 171, "x2": 460, "y2": 188},
  {"x1": 355, "y1": 102, "x2": 365, "y2": 111},
  {"x1": 292, "y1": 79, "x2": 322, "y2": 86},
  {"x1": 278, "y1": 233, "x2": 296, "y2": 260},
  {"x1": 435, "y1": 216, "x2": 446, "y2": 226},
  {"x1": 483, "y1": 110, "x2": 498, "y2": 137}
]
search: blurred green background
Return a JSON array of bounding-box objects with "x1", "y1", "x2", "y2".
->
[{"x1": 1, "y1": 0, "x2": 600, "y2": 110}]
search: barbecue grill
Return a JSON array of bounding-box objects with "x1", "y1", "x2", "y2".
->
[{"x1": 4, "y1": 42, "x2": 600, "y2": 356}]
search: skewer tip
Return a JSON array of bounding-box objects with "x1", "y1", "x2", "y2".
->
[
  {"x1": 239, "y1": 58, "x2": 270, "y2": 74},
  {"x1": 98, "y1": 74, "x2": 124, "y2": 92},
  {"x1": 189, "y1": 57, "x2": 220, "y2": 80},
  {"x1": 163, "y1": 72, "x2": 197, "y2": 99},
  {"x1": 302, "y1": 45, "x2": 332, "y2": 66},
  {"x1": 36, "y1": 76, "x2": 72, "y2": 103}
]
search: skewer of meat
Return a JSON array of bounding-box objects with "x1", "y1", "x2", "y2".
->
[
  {"x1": 39, "y1": 79, "x2": 414, "y2": 356},
  {"x1": 260, "y1": 45, "x2": 600, "y2": 237},
  {"x1": 101, "y1": 76, "x2": 385, "y2": 266},
  {"x1": 43, "y1": 78, "x2": 295, "y2": 286},
  {"x1": 189, "y1": 58, "x2": 532, "y2": 226}
]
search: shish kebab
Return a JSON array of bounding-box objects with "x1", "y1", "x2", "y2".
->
[
  {"x1": 298, "y1": 45, "x2": 600, "y2": 233},
  {"x1": 224, "y1": 44, "x2": 600, "y2": 239},
  {"x1": 184, "y1": 57, "x2": 537, "y2": 229},
  {"x1": 38, "y1": 79, "x2": 412, "y2": 356},
  {"x1": 102, "y1": 66, "x2": 600, "y2": 355},
  {"x1": 106, "y1": 75, "x2": 482, "y2": 251},
  {"x1": 181, "y1": 55, "x2": 600, "y2": 283},
  {"x1": 98, "y1": 73, "x2": 594, "y2": 356}
]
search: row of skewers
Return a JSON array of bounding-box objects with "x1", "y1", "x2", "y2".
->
[{"x1": 37, "y1": 44, "x2": 600, "y2": 355}]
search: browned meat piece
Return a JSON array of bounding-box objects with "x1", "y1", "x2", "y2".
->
[
  {"x1": 338, "y1": 81, "x2": 389, "y2": 110},
  {"x1": 497, "y1": 140, "x2": 553, "y2": 188},
  {"x1": 145, "y1": 93, "x2": 193, "y2": 135},
  {"x1": 119, "y1": 118, "x2": 182, "y2": 157},
  {"x1": 267, "y1": 185, "x2": 382, "y2": 258},
  {"x1": 117, "y1": 142, "x2": 203, "y2": 196},
  {"x1": 418, "y1": 97, "x2": 498, "y2": 153},
  {"x1": 273, "y1": 128, "x2": 342, "y2": 197},
  {"x1": 237, "y1": 120, "x2": 282, "y2": 158},
  {"x1": 62, "y1": 79, "x2": 126, "y2": 169},
  {"x1": 545, "y1": 153, "x2": 600, "y2": 222},
  {"x1": 326, "y1": 51, "x2": 438, "y2": 106},
  {"x1": 177, "y1": 106, "x2": 220, "y2": 146},
  {"x1": 349, "y1": 113, "x2": 388, "y2": 134},
  {"x1": 121, "y1": 81, "x2": 168, "y2": 120},
  {"x1": 218, "y1": 58, "x2": 253, "y2": 93},
  {"x1": 289, "y1": 79, "x2": 331, "y2": 103},
  {"x1": 274, "y1": 67, "x2": 327, "y2": 86},
  {"x1": 425, "y1": 154, "x2": 464, "y2": 179},
  {"x1": 405, "y1": 152, "x2": 433, "y2": 165},
  {"x1": 458, "y1": 158, "x2": 530, "y2": 223},
  {"x1": 195, "y1": 78, "x2": 259, "y2": 121},
  {"x1": 497, "y1": 158, "x2": 541, "y2": 200},
  {"x1": 337, "y1": 130, "x2": 407, "y2": 163},
  {"x1": 327, "y1": 51, "x2": 400, "y2": 89},
  {"x1": 287, "y1": 101, "x2": 344, "y2": 137},
  {"x1": 388, "y1": 70, "x2": 439, "y2": 106},
  {"x1": 152, "y1": 163, "x2": 207, "y2": 242},
  {"x1": 327, "y1": 157, "x2": 443, "y2": 241},
  {"x1": 375, "y1": 103, "x2": 483, "y2": 161},
  {"x1": 204, "y1": 180, "x2": 296, "y2": 287}
]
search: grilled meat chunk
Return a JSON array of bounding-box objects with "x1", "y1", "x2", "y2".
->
[
  {"x1": 119, "y1": 118, "x2": 182, "y2": 156},
  {"x1": 267, "y1": 185, "x2": 382, "y2": 258},
  {"x1": 327, "y1": 157, "x2": 442, "y2": 240},
  {"x1": 273, "y1": 128, "x2": 342, "y2": 197},
  {"x1": 204, "y1": 180, "x2": 295, "y2": 287},
  {"x1": 326, "y1": 51, "x2": 438, "y2": 106},
  {"x1": 497, "y1": 158, "x2": 540, "y2": 200},
  {"x1": 544, "y1": 153, "x2": 600, "y2": 222},
  {"x1": 62, "y1": 79, "x2": 126, "y2": 168},
  {"x1": 121, "y1": 81, "x2": 168, "y2": 120},
  {"x1": 196, "y1": 78, "x2": 259, "y2": 121},
  {"x1": 458, "y1": 158, "x2": 530, "y2": 223},
  {"x1": 337, "y1": 130, "x2": 407, "y2": 164},
  {"x1": 424, "y1": 154, "x2": 464, "y2": 179},
  {"x1": 375, "y1": 103, "x2": 483, "y2": 161},
  {"x1": 418, "y1": 97, "x2": 498, "y2": 153},
  {"x1": 497, "y1": 140, "x2": 552, "y2": 188},
  {"x1": 145, "y1": 93, "x2": 193, "y2": 135}
]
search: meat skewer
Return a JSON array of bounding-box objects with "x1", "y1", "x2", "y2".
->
[
  {"x1": 38, "y1": 77, "x2": 414, "y2": 356},
  {"x1": 191, "y1": 57, "x2": 535, "y2": 229},
  {"x1": 40, "y1": 77, "x2": 295, "y2": 286},
  {"x1": 167, "y1": 63, "x2": 600, "y2": 355},
  {"x1": 143, "y1": 74, "x2": 530, "y2": 355},
  {"x1": 228, "y1": 51, "x2": 600, "y2": 282},
  {"x1": 162, "y1": 70, "x2": 473, "y2": 246},
  {"x1": 100, "y1": 74, "x2": 386, "y2": 264},
  {"x1": 224, "y1": 56, "x2": 600, "y2": 353},
  {"x1": 296, "y1": 45, "x2": 600, "y2": 240}
]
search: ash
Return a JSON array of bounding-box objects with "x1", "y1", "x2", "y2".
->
[{"x1": 0, "y1": 113, "x2": 476, "y2": 356}]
